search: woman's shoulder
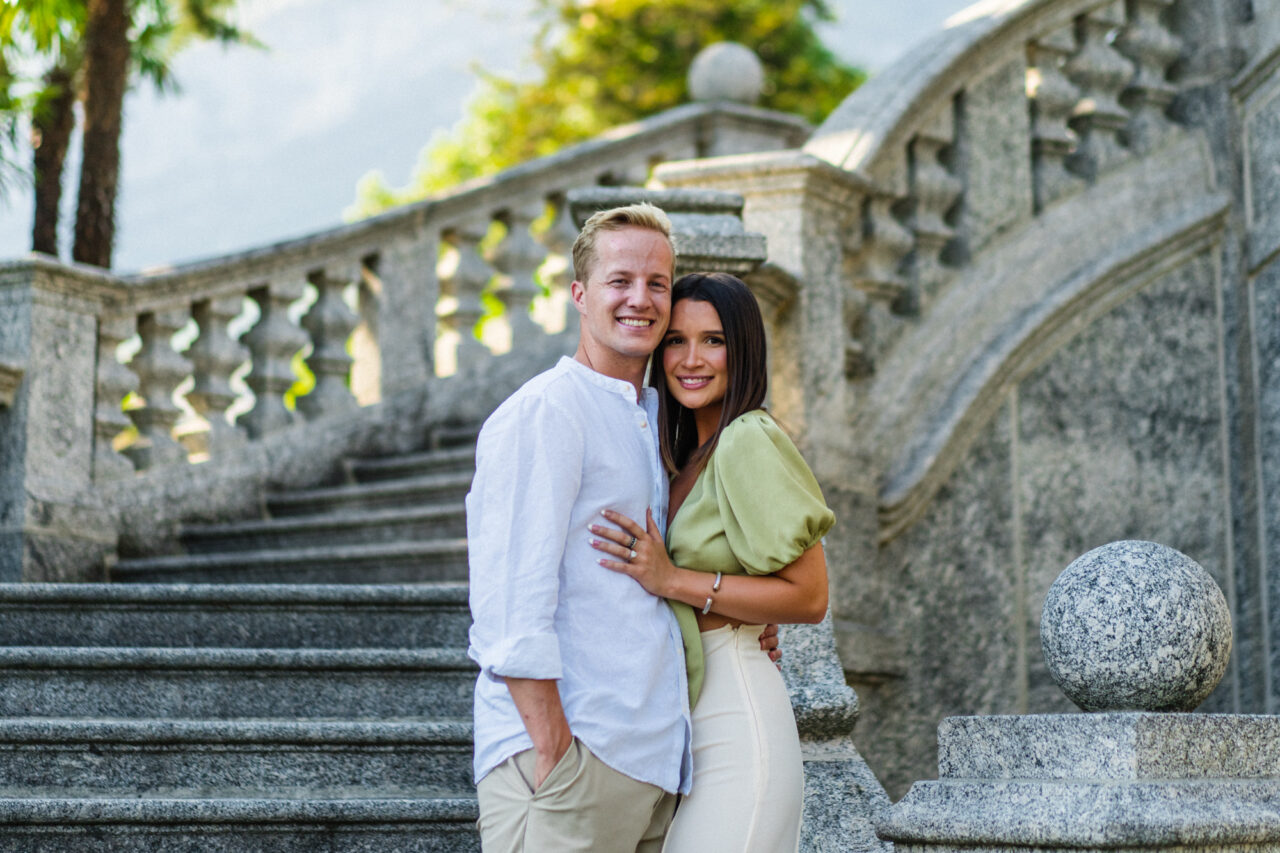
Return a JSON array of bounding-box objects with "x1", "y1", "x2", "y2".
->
[{"x1": 716, "y1": 409, "x2": 797, "y2": 456}]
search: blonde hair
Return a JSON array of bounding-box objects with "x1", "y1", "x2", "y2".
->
[{"x1": 571, "y1": 202, "x2": 674, "y2": 285}]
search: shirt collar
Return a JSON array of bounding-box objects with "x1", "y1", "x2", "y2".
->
[{"x1": 558, "y1": 356, "x2": 652, "y2": 405}]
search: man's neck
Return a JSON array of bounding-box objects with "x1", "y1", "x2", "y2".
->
[{"x1": 573, "y1": 343, "x2": 647, "y2": 400}]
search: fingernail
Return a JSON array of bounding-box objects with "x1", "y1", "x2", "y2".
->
[{"x1": 589, "y1": 525, "x2": 599, "y2": 533}]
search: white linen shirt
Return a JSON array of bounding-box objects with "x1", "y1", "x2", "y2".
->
[{"x1": 466, "y1": 357, "x2": 693, "y2": 794}]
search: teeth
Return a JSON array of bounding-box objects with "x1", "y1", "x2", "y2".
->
[{"x1": 618, "y1": 318, "x2": 650, "y2": 327}]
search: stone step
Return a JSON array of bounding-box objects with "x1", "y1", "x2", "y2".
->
[
  {"x1": 431, "y1": 424, "x2": 481, "y2": 449},
  {"x1": 0, "y1": 717, "x2": 475, "y2": 797},
  {"x1": 112, "y1": 540, "x2": 469, "y2": 584},
  {"x1": 0, "y1": 583, "x2": 471, "y2": 649},
  {"x1": 0, "y1": 796, "x2": 479, "y2": 852},
  {"x1": 346, "y1": 446, "x2": 476, "y2": 484},
  {"x1": 180, "y1": 505, "x2": 468, "y2": 553},
  {"x1": 0, "y1": 647, "x2": 476, "y2": 720},
  {"x1": 266, "y1": 472, "x2": 473, "y2": 517}
]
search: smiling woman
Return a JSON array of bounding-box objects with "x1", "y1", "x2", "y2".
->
[{"x1": 590, "y1": 271, "x2": 833, "y2": 852}]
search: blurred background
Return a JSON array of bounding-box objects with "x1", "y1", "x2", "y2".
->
[{"x1": 0, "y1": 0, "x2": 975, "y2": 270}]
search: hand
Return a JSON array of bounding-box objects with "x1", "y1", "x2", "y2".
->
[
  {"x1": 533, "y1": 733, "x2": 573, "y2": 789},
  {"x1": 590, "y1": 508, "x2": 677, "y2": 597},
  {"x1": 759, "y1": 623, "x2": 782, "y2": 664}
]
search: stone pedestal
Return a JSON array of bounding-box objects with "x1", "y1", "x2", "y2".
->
[
  {"x1": 0, "y1": 261, "x2": 116, "y2": 581},
  {"x1": 782, "y1": 614, "x2": 892, "y2": 853},
  {"x1": 881, "y1": 541, "x2": 1273, "y2": 851},
  {"x1": 879, "y1": 712, "x2": 1280, "y2": 851}
]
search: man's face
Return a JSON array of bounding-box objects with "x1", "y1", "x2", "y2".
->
[{"x1": 571, "y1": 227, "x2": 673, "y2": 365}]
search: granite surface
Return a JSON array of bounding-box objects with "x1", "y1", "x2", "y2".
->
[
  {"x1": 1041, "y1": 541, "x2": 1232, "y2": 712},
  {"x1": 937, "y1": 713, "x2": 1280, "y2": 780},
  {"x1": 953, "y1": 56, "x2": 1035, "y2": 256},
  {"x1": 1016, "y1": 253, "x2": 1232, "y2": 714},
  {"x1": 881, "y1": 712, "x2": 1280, "y2": 849},
  {"x1": 688, "y1": 42, "x2": 764, "y2": 104},
  {"x1": 1243, "y1": 71, "x2": 1280, "y2": 270},
  {"x1": 1254, "y1": 259, "x2": 1280, "y2": 714},
  {"x1": 861, "y1": 399, "x2": 1020, "y2": 798}
]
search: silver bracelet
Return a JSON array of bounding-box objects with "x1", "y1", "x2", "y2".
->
[{"x1": 701, "y1": 572, "x2": 723, "y2": 615}]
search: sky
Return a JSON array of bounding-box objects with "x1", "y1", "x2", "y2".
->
[{"x1": 0, "y1": 0, "x2": 978, "y2": 271}]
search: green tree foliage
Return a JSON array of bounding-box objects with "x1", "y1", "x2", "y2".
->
[
  {"x1": 352, "y1": 0, "x2": 862, "y2": 217},
  {"x1": 1, "y1": 0, "x2": 254, "y2": 266}
]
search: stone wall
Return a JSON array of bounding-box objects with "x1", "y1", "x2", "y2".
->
[{"x1": 856, "y1": 250, "x2": 1233, "y2": 794}]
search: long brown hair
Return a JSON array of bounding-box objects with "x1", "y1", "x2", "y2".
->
[{"x1": 653, "y1": 272, "x2": 768, "y2": 475}]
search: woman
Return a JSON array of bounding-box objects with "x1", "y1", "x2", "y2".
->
[{"x1": 589, "y1": 272, "x2": 833, "y2": 852}]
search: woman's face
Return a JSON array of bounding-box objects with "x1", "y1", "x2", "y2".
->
[{"x1": 662, "y1": 298, "x2": 728, "y2": 413}]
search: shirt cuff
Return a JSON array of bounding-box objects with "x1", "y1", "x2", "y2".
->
[{"x1": 476, "y1": 632, "x2": 563, "y2": 681}]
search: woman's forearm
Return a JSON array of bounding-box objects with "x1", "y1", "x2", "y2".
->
[{"x1": 662, "y1": 544, "x2": 828, "y2": 625}]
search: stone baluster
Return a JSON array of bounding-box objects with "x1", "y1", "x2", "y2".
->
[
  {"x1": 298, "y1": 266, "x2": 359, "y2": 420},
  {"x1": 92, "y1": 313, "x2": 139, "y2": 481},
  {"x1": 852, "y1": 192, "x2": 915, "y2": 315},
  {"x1": 538, "y1": 194, "x2": 581, "y2": 335},
  {"x1": 1065, "y1": 1, "x2": 1134, "y2": 179},
  {"x1": 1028, "y1": 26, "x2": 1085, "y2": 210},
  {"x1": 185, "y1": 296, "x2": 250, "y2": 456},
  {"x1": 124, "y1": 308, "x2": 193, "y2": 470},
  {"x1": 490, "y1": 203, "x2": 549, "y2": 350},
  {"x1": 1116, "y1": 0, "x2": 1181, "y2": 153},
  {"x1": 240, "y1": 278, "x2": 308, "y2": 439},
  {"x1": 439, "y1": 219, "x2": 495, "y2": 372},
  {"x1": 904, "y1": 107, "x2": 963, "y2": 312}
]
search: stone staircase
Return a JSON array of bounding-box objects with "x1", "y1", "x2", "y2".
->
[{"x1": 0, "y1": 436, "x2": 482, "y2": 850}]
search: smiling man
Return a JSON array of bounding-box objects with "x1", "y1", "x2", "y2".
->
[{"x1": 466, "y1": 204, "x2": 690, "y2": 852}]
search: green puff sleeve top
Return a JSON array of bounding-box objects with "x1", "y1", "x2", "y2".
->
[{"x1": 666, "y1": 410, "x2": 835, "y2": 706}]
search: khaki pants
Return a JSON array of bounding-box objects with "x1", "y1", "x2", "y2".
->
[{"x1": 476, "y1": 738, "x2": 677, "y2": 853}]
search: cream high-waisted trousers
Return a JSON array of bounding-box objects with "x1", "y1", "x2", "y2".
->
[{"x1": 662, "y1": 623, "x2": 803, "y2": 853}]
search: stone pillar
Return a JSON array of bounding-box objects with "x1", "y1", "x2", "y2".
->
[
  {"x1": 1117, "y1": 0, "x2": 1182, "y2": 153},
  {"x1": 1028, "y1": 25, "x2": 1085, "y2": 210},
  {"x1": 124, "y1": 307, "x2": 193, "y2": 471},
  {"x1": 877, "y1": 541, "x2": 1279, "y2": 852},
  {"x1": 904, "y1": 106, "x2": 963, "y2": 313},
  {"x1": 185, "y1": 295, "x2": 248, "y2": 457},
  {"x1": 1065, "y1": 1, "x2": 1135, "y2": 180},
  {"x1": 360, "y1": 232, "x2": 439, "y2": 394},
  {"x1": 298, "y1": 265, "x2": 359, "y2": 420},
  {"x1": 490, "y1": 202, "x2": 549, "y2": 350},
  {"x1": 538, "y1": 194, "x2": 581, "y2": 337},
  {"x1": 93, "y1": 313, "x2": 139, "y2": 481},
  {"x1": 439, "y1": 219, "x2": 494, "y2": 373},
  {"x1": 240, "y1": 278, "x2": 307, "y2": 439},
  {"x1": 0, "y1": 261, "x2": 115, "y2": 581}
]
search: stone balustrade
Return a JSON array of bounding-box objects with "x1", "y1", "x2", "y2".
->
[
  {"x1": 0, "y1": 102, "x2": 806, "y2": 580},
  {"x1": 659, "y1": 0, "x2": 1188, "y2": 396},
  {"x1": 6, "y1": 102, "x2": 807, "y2": 478}
]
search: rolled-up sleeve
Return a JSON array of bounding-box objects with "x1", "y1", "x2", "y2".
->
[{"x1": 467, "y1": 392, "x2": 584, "y2": 682}]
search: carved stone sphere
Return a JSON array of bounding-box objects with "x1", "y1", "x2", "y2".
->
[
  {"x1": 1041, "y1": 540, "x2": 1231, "y2": 713},
  {"x1": 688, "y1": 42, "x2": 764, "y2": 104}
]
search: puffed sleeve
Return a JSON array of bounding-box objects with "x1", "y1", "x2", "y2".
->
[{"x1": 711, "y1": 412, "x2": 835, "y2": 575}]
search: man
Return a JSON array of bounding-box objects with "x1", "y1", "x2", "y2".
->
[{"x1": 467, "y1": 203, "x2": 774, "y2": 852}]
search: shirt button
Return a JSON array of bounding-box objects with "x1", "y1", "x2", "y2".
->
[{"x1": 640, "y1": 421, "x2": 648, "y2": 429}]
